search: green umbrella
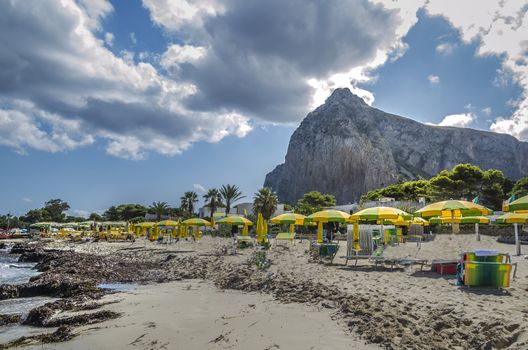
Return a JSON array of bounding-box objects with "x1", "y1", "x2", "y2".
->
[
  {"x1": 307, "y1": 210, "x2": 350, "y2": 223},
  {"x1": 216, "y1": 216, "x2": 253, "y2": 226},
  {"x1": 505, "y1": 195, "x2": 528, "y2": 212}
]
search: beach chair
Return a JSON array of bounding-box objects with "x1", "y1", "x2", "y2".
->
[
  {"x1": 274, "y1": 232, "x2": 296, "y2": 247},
  {"x1": 459, "y1": 250, "x2": 517, "y2": 288},
  {"x1": 236, "y1": 235, "x2": 253, "y2": 247}
]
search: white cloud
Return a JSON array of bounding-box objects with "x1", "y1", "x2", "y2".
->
[
  {"x1": 104, "y1": 32, "x2": 114, "y2": 46},
  {"x1": 193, "y1": 183, "x2": 206, "y2": 192},
  {"x1": 482, "y1": 107, "x2": 492, "y2": 115},
  {"x1": 161, "y1": 44, "x2": 207, "y2": 69},
  {"x1": 428, "y1": 74, "x2": 440, "y2": 84},
  {"x1": 436, "y1": 113, "x2": 476, "y2": 127},
  {"x1": 0, "y1": 0, "x2": 252, "y2": 160},
  {"x1": 436, "y1": 42, "x2": 456, "y2": 55},
  {"x1": 22, "y1": 198, "x2": 32, "y2": 203},
  {"x1": 142, "y1": 0, "x2": 223, "y2": 30}
]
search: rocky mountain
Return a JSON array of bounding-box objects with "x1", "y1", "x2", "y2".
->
[{"x1": 264, "y1": 88, "x2": 528, "y2": 204}]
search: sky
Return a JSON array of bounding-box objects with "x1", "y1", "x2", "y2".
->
[{"x1": 0, "y1": 0, "x2": 527, "y2": 216}]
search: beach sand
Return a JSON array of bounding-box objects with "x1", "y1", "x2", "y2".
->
[
  {"x1": 22, "y1": 280, "x2": 377, "y2": 350},
  {"x1": 4, "y1": 232, "x2": 528, "y2": 349}
]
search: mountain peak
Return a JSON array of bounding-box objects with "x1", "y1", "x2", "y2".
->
[{"x1": 326, "y1": 88, "x2": 368, "y2": 106}]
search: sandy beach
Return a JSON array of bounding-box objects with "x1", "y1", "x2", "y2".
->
[
  {"x1": 20, "y1": 280, "x2": 376, "y2": 350},
  {"x1": 2, "y1": 233, "x2": 528, "y2": 349}
]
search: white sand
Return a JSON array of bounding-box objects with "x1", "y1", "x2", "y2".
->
[{"x1": 23, "y1": 280, "x2": 377, "y2": 350}]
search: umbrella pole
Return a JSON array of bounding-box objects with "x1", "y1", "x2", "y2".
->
[
  {"x1": 475, "y1": 223, "x2": 480, "y2": 242},
  {"x1": 514, "y1": 223, "x2": 521, "y2": 256},
  {"x1": 451, "y1": 212, "x2": 454, "y2": 234}
]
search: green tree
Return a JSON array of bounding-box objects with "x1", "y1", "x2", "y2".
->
[
  {"x1": 511, "y1": 177, "x2": 528, "y2": 197},
  {"x1": 180, "y1": 191, "x2": 198, "y2": 217},
  {"x1": 219, "y1": 184, "x2": 245, "y2": 216},
  {"x1": 44, "y1": 199, "x2": 70, "y2": 222},
  {"x1": 296, "y1": 191, "x2": 336, "y2": 215},
  {"x1": 149, "y1": 201, "x2": 169, "y2": 221},
  {"x1": 116, "y1": 204, "x2": 147, "y2": 221},
  {"x1": 203, "y1": 188, "x2": 222, "y2": 219},
  {"x1": 480, "y1": 169, "x2": 507, "y2": 210},
  {"x1": 253, "y1": 187, "x2": 278, "y2": 220},
  {"x1": 103, "y1": 206, "x2": 120, "y2": 221},
  {"x1": 20, "y1": 209, "x2": 49, "y2": 224},
  {"x1": 89, "y1": 212, "x2": 103, "y2": 221}
]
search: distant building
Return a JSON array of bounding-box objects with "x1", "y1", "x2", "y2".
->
[{"x1": 144, "y1": 213, "x2": 171, "y2": 221}]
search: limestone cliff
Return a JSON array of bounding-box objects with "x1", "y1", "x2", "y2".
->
[{"x1": 264, "y1": 88, "x2": 528, "y2": 204}]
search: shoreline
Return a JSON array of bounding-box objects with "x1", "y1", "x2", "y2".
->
[{"x1": 1, "y1": 235, "x2": 528, "y2": 349}]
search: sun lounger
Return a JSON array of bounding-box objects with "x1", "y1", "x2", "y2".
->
[
  {"x1": 237, "y1": 235, "x2": 252, "y2": 243},
  {"x1": 341, "y1": 245, "x2": 384, "y2": 266},
  {"x1": 274, "y1": 232, "x2": 296, "y2": 246},
  {"x1": 397, "y1": 257, "x2": 428, "y2": 271}
]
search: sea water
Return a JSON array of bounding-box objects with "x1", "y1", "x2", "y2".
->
[
  {"x1": 0, "y1": 244, "x2": 41, "y2": 285},
  {"x1": 0, "y1": 243, "x2": 56, "y2": 343}
]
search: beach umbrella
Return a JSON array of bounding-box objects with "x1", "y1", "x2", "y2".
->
[
  {"x1": 307, "y1": 210, "x2": 350, "y2": 223},
  {"x1": 496, "y1": 212, "x2": 528, "y2": 256},
  {"x1": 270, "y1": 213, "x2": 306, "y2": 225},
  {"x1": 156, "y1": 220, "x2": 179, "y2": 240},
  {"x1": 415, "y1": 200, "x2": 492, "y2": 217},
  {"x1": 415, "y1": 200, "x2": 492, "y2": 234},
  {"x1": 256, "y1": 213, "x2": 267, "y2": 243},
  {"x1": 307, "y1": 210, "x2": 349, "y2": 243},
  {"x1": 351, "y1": 207, "x2": 411, "y2": 221},
  {"x1": 505, "y1": 195, "x2": 528, "y2": 212},
  {"x1": 156, "y1": 220, "x2": 179, "y2": 226},
  {"x1": 183, "y1": 218, "x2": 211, "y2": 241},
  {"x1": 384, "y1": 216, "x2": 429, "y2": 226},
  {"x1": 216, "y1": 216, "x2": 253, "y2": 226},
  {"x1": 182, "y1": 218, "x2": 211, "y2": 226}
]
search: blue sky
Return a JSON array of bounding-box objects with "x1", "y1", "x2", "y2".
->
[{"x1": 0, "y1": 1, "x2": 526, "y2": 215}]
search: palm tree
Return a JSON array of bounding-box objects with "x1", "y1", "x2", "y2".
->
[
  {"x1": 253, "y1": 187, "x2": 278, "y2": 220},
  {"x1": 220, "y1": 184, "x2": 245, "y2": 216},
  {"x1": 203, "y1": 188, "x2": 222, "y2": 219},
  {"x1": 150, "y1": 201, "x2": 169, "y2": 220},
  {"x1": 180, "y1": 191, "x2": 198, "y2": 217}
]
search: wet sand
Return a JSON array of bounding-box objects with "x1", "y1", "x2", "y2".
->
[{"x1": 22, "y1": 280, "x2": 377, "y2": 350}]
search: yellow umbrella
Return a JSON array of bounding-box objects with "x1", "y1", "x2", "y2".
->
[
  {"x1": 270, "y1": 213, "x2": 306, "y2": 225},
  {"x1": 350, "y1": 207, "x2": 411, "y2": 221},
  {"x1": 307, "y1": 210, "x2": 350, "y2": 223},
  {"x1": 182, "y1": 218, "x2": 210, "y2": 241},
  {"x1": 415, "y1": 200, "x2": 492, "y2": 234},
  {"x1": 216, "y1": 216, "x2": 253, "y2": 226},
  {"x1": 317, "y1": 221, "x2": 324, "y2": 243},
  {"x1": 256, "y1": 213, "x2": 267, "y2": 243}
]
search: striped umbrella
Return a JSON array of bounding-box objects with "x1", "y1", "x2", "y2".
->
[
  {"x1": 496, "y1": 212, "x2": 528, "y2": 224},
  {"x1": 270, "y1": 213, "x2": 306, "y2": 225},
  {"x1": 182, "y1": 218, "x2": 211, "y2": 226},
  {"x1": 350, "y1": 207, "x2": 411, "y2": 221},
  {"x1": 415, "y1": 200, "x2": 492, "y2": 218},
  {"x1": 415, "y1": 200, "x2": 492, "y2": 234},
  {"x1": 384, "y1": 216, "x2": 429, "y2": 226},
  {"x1": 307, "y1": 210, "x2": 350, "y2": 223},
  {"x1": 496, "y1": 212, "x2": 528, "y2": 256},
  {"x1": 156, "y1": 220, "x2": 180, "y2": 226},
  {"x1": 183, "y1": 218, "x2": 210, "y2": 241},
  {"x1": 216, "y1": 216, "x2": 253, "y2": 226},
  {"x1": 429, "y1": 216, "x2": 490, "y2": 224},
  {"x1": 505, "y1": 195, "x2": 528, "y2": 212}
]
